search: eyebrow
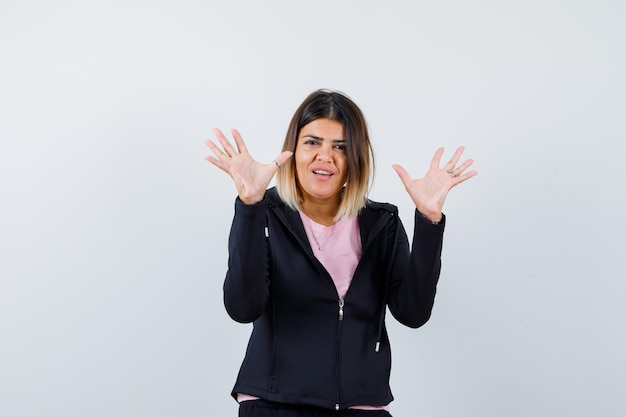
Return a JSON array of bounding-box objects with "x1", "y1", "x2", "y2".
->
[{"x1": 302, "y1": 134, "x2": 346, "y2": 142}]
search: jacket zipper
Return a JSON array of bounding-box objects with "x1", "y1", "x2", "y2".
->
[
  {"x1": 338, "y1": 299, "x2": 344, "y2": 321},
  {"x1": 335, "y1": 298, "x2": 344, "y2": 410}
]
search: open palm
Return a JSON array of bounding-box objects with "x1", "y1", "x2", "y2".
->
[
  {"x1": 205, "y1": 128, "x2": 292, "y2": 205},
  {"x1": 393, "y1": 146, "x2": 477, "y2": 222}
]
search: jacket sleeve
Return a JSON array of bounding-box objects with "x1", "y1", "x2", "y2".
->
[
  {"x1": 386, "y1": 210, "x2": 445, "y2": 328},
  {"x1": 222, "y1": 197, "x2": 271, "y2": 323}
]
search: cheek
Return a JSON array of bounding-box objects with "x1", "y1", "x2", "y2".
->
[
  {"x1": 295, "y1": 156, "x2": 308, "y2": 177},
  {"x1": 338, "y1": 157, "x2": 349, "y2": 182},
  {"x1": 338, "y1": 154, "x2": 349, "y2": 171}
]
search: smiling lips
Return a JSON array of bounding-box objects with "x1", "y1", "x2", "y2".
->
[{"x1": 313, "y1": 169, "x2": 333, "y2": 177}]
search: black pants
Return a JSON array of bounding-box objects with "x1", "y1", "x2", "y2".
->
[{"x1": 238, "y1": 400, "x2": 392, "y2": 417}]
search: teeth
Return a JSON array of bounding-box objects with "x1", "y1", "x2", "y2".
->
[{"x1": 313, "y1": 170, "x2": 332, "y2": 175}]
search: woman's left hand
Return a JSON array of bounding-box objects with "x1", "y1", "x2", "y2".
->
[{"x1": 392, "y1": 146, "x2": 477, "y2": 223}]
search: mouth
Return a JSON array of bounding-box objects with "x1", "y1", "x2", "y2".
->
[{"x1": 312, "y1": 169, "x2": 334, "y2": 177}]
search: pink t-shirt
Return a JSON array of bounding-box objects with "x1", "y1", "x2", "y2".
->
[
  {"x1": 237, "y1": 212, "x2": 389, "y2": 411},
  {"x1": 299, "y1": 211, "x2": 361, "y2": 299}
]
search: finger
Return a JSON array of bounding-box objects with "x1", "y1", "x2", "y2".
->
[
  {"x1": 444, "y1": 146, "x2": 466, "y2": 170},
  {"x1": 205, "y1": 139, "x2": 229, "y2": 160},
  {"x1": 392, "y1": 164, "x2": 413, "y2": 188},
  {"x1": 429, "y1": 147, "x2": 445, "y2": 170},
  {"x1": 453, "y1": 158, "x2": 475, "y2": 176},
  {"x1": 272, "y1": 151, "x2": 293, "y2": 167},
  {"x1": 204, "y1": 154, "x2": 219, "y2": 166},
  {"x1": 213, "y1": 128, "x2": 238, "y2": 157},
  {"x1": 451, "y1": 169, "x2": 478, "y2": 186},
  {"x1": 204, "y1": 155, "x2": 230, "y2": 174},
  {"x1": 231, "y1": 129, "x2": 249, "y2": 155},
  {"x1": 205, "y1": 139, "x2": 235, "y2": 174}
]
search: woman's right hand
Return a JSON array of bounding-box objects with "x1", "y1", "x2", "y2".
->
[{"x1": 205, "y1": 128, "x2": 293, "y2": 205}]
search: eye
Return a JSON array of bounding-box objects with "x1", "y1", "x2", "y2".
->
[
  {"x1": 303, "y1": 139, "x2": 320, "y2": 146},
  {"x1": 334, "y1": 144, "x2": 347, "y2": 151}
]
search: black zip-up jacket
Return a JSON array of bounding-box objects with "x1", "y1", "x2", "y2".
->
[{"x1": 224, "y1": 188, "x2": 445, "y2": 410}]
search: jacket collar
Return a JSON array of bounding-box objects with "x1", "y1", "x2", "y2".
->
[{"x1": 265, "y1": 187, "x2": 396, "y2": 253}]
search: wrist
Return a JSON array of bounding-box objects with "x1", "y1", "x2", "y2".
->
[
  {"x1": 239, "y1": 192, "x2": 265, "y2": 205},
  {"x1": 419, "y1": 211, "x2": 442, "y2": 224}
]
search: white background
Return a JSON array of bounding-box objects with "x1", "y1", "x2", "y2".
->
[{"x1": 1, "y1": 1, "x2": 625, "y2": 416}]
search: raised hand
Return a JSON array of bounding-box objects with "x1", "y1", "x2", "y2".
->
[
  {"x1": 392, "y1": 146, "x2": 477, "y2": 223},
  {"x1": 205, "y1": 128, "x2": 293, "y2": 205}
]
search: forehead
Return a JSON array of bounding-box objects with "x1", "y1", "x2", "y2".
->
[{"x1": 299, "y1": 118, "x2": 345, "y2": 139}]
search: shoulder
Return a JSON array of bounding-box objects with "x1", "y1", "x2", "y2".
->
[
  {"x1": 358, "y1": 199, "x2": 400, "y2": 231},
  {"x1": 363, "y1": 198, "x2": 398, "y2": 216},
  {"x1": 265, "y1": 187, "x2": 286, "y2": 207}
]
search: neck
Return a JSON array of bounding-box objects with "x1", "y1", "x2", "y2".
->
[{"x1": 301, "y1": 199, "x2": 340, "y2": 226}]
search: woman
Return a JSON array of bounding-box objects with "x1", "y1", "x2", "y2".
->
[{"x1": 205, "y1": 89, "x2": 476, "y2": 417}]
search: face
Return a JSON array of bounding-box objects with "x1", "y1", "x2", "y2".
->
[{"x1": 295, "y1": 118, "x2": 348, "y2": 207}]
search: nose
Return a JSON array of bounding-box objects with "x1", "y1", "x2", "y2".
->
[{"x1": 316, "y1": 143, "x2": 332, "y2": 162}]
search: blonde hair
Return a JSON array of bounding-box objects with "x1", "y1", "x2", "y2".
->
[{"x1": 276, "y1": 89, "x2": 375, "y2": 220}]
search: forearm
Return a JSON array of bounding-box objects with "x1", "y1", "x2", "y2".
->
[
  {"x1": 388, "y1": 210, "x2": 445, "y2": 328},
  {"x1": 223, "y1": 197, "x2": 271, "y2": 323}
]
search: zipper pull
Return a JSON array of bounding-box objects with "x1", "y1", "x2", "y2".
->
[{"x1": 338, "y1": 299, "x2": 344, "y2": 321}]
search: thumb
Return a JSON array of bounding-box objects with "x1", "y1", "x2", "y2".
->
[
  {"x1": 273, "y1": 151, "x2": 293, "y2": 167},
  {"x1": 392, "y1": 164, "x2": 412, "y2": 188}
]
